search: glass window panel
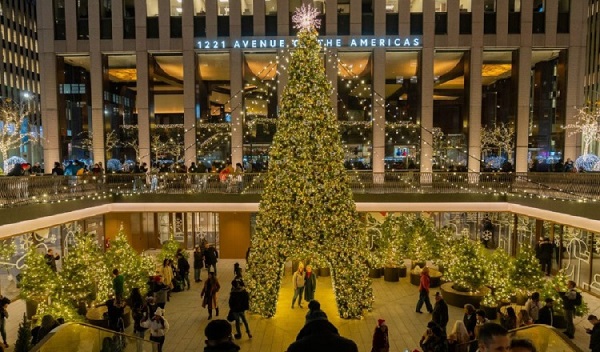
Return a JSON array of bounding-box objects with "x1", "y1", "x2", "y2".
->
[
  {"x1": 509, "y1": 0, "x2": 521, "y2": 12},
  {"x1": 242, "y1": 0, "x2": 253, "y2": 15},
  {"x1": 534, "y1": 0, "x2": 544, "y2": 12},
  {"x1": 194, "y1": 0, "x2": 206, "y2": 14},
  {"x1": 170, "y1": 0, "x2": 182, "y2": 16},
  {"x1": 386, "y1": 0, "x2": 398, "y2": 13},
  {"x1": 197, "y1": 53, "x2": 231, "y2": 167},
  {"x1": 410, "y1": 0, "x2": 422, "y2": 13},
  {"x1": 218, "y1": 0, "x2": 229, "y2": 16},
  {"x1": 385, "y1": 51, "x2": 420, "y2": 170},
  {"x1": 265, "y1": 0, "x2": 277, "y2": 15},
  {"x1": 484, "y1": 0, "x2": 496, "y2": 12},
  {"x1": 146, "y1": 0, "x2": 158, "y2": 17},
  {"x1": 338, "y1": 52, "x2": 373, "y2": 170},
  {"x1": 459, "y1": 0, "x2": 471, "y2": 12},
  {"x1": 435, "y1": 0, "x2": 447, "y2": 12},
  {"x1": 558, "y1": 0, "x2": 569, "y2": 13},
  {"x1": 243, "y1": 52, "x2": 278, "y2": 168},
  {"x1": 481, "y1": 51, "x2": 516, "y2": 170}
]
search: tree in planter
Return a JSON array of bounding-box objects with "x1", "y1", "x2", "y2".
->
[
  {"x1": 482, "y1": 249, "x2": 514, "y2": 308},
  {"x1": 540, "y1": 270, "x2": 589, "y2": 318},
  {"x1": 62, "y1": 231, "x2": 112, "y2": 306},
  {"x1": 369, "y1": 214, "x2": 405, "y2": 268},
  {"x1": 104, "y1": 225, "x2": 155, "y2": 297},
  {"x1": 19, "y1": 248, "x2": 58, "y2": 305},
  {"x1": 444, "y1": 236, "x2": 487, "y2": 292},
  {"x1": 14, "y1": 313, "x2": 32, "y2": 352},
  {"x1": 510, "y1": 244, "x2": 544, "y2": 300},
  {"x1": 158, "y1": 230, "x2": 188, "y2": 264},
  {"x1": 246, "y1": 5, "x2": 373, "y2": 319},
  {"x1": 35, "y1": 294, "x2": 83, "y2": 322}
]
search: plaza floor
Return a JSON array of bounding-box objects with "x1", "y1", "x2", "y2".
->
[{"x1": 3, "y1": 259, "x2": 599, "y2": 351}]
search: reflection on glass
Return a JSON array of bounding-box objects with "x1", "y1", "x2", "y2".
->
[
  {"x1": 146, "y1": 0, "x2": 158, "y2": 16},
  {"x1": 197, "y1": 53, "x2": 231, "y2": 166},
  {"x1": 435, "y1": 0, "x2": 447, "y2": 12},
  {"x1": 105, "y1": 54, "x2": 137, "y2": 161},
  {"x1": 194, "y1": 0, "x2": 206, "y2": 15},
  {"x1": 385, "y1": 52, "x2": 420, "y2": 170},
  {"x1": 509, "y1": 0, "x2": 521, "y2": 12},
  {"x1": 170, "y1": 0, "x2": 183, "y2": 16},
  {"x1": 338, "y1": 52, "x2": 373, "y2": 170},
  {"x1": 410, "y1": 0, "x2": 422, "y2": 13},
  {"x1": 242, "y1": 0, "x2": 253, "y2": 15},
  {"x1": 533, "y1": 0, "x2": 544, "y2": 12},
  {"x1": 459, "y1": 0, "x2": 471, "y2": 12},
  {"x1": 528, "y1": 50, "x2": 566, "y2": 169},
  {"x1": 386, "y1": 0, "x2": 398, "y2": 13},
  {"x1": 432, "y1": 51, "x2": 468, "y2": 171},
  {"x1": 484, "y1": 0, "x2": 496, "y2": 12},
  {"x1": 150, "y1": 54, "x2": 184, "y2": 165},
  {"x1": 218, "y1": 0, "x2": 230, "y2": 16},
  {"x1": 481, "y1": 51, "x2": 515, "y2": 170},
  {"x1": 243, "y1": 52, "x2": 278, "y2": 166},
  {"x1": 265, "y1": 0, "x2": 277, "y2": 15}
]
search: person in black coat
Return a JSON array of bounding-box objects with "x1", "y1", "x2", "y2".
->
[
  {"x1": 177, "y1": 253, "x2": 191, "y2": 290},
  {"x1": 537, "y1": 298, "x2": 554, "y2": 326},
  {"x1": 287, "y1": 318, "x2": 358, "y2": 352},
  {"x1": 228, "y1": 273, "x2": 252, "y2": 339},
  {"x1": 193, "y1": 245, "x2": 204, "y2": 282},
  {"x1": 587, "y1": 315, "x2": 600, "y2": 352},
  {"x1": 538, "y1": 237, "x2": 554, "y2": 275},
  {"x1": 432, "y1": 292, "x2": 449, "y2": 335},
  {"x1": 463, "y1": 304, "x2": 477, "y2": 340},
  {"x1": 204, "y1": 243, "x2": 219, "y2": 276}
]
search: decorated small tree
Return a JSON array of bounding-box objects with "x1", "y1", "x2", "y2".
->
[
  {"x1": 158, "y1": 230, "x2": 187, "y2": 263},
  {"x1": 540, "y1": 269, "x2": 589, "y2": 317},
  {"x1": 510, "y1": 244, "x2": 544, "y2": 302},
  {"x1": 14, "y1": 313, "x2": 32, "y2": 352},
  {"x1": 19, "y1": 248, "x2": 58, "y2": 305},
  {"x1": 444, "y1": 236, "x2": 487, "y2": 292},
  {"x1": 482, "y1": 249, "x2": 514, "y2": 307},
  {"x1": 370, "y1": 214, "x2": 405, "y2": 268},
  {"x1": 61, "y1": 231, "x2": 112, "y2": 305},
  {"x1": 246, "y1": 4, "x2": 372, "y2": 319},
  {"x1": 35, "y1": 294, "x2": 83, "y2": 323},
  {"x1": 104, "y1": 225, "x2": 155, "y2": 297}
]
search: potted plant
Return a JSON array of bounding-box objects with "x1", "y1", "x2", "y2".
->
[
  {"x1": 372, "y1": 214, "x2": 407, "y2": 282},
  {"x1": 440, "y1": 236, "x2": 489, "y2": 308},
  {"x1": 510, "y1": 245, "x2": 544, "y2": 305}
]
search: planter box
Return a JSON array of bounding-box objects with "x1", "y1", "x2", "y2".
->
[
  {"x1": 440, "y1": 282, "x2": 490, "y2": 309},
  {"x1": 319, "y1": 267, "x2": 330, "y2": 277},
  {"x1": 399, "y1": 266, "x2": 407, "y2": 277},
  {"x1": 383, "y1": 267, "x2": 400, "y2": 282},
  {"x1": 25, "y1": 300, "x2": 38, "y2": 319},
  {"x1": 369, "y1": 268, "x2": 381, "y2": 278}
]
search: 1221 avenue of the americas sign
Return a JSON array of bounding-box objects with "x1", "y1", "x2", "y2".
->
[{"x1": 197, "y1": 36, "x2": 422, "y2": 50}]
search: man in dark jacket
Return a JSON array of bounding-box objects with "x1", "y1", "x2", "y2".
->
[
  {"x1": 286, "y1": 317, "x2": 358, "y2": 352},
  {"x1": 537, "y1": 298, "x2": 554, "y2": 326},
  {"x1": 45, "y1": 249, "x2": 60, "y2": 272},
  {"x1": 587, "y1": 315, "x2": 600, "y2": 352},
  {"x1": 204, "y1": 319, "x2": 240, "y2": 352},
  {"x1": 432, "y1": 291, "x2": 449, "y2": 335},
  {"x1": 538, "y1": 237, "x2": 554, "y2": 275},
  {"x1": 177, "y1": 253, "x2": 191, "y2": 290},
  {"x1": 193, "y1": 245, "x2": 204, "y2": 282},
  {"x1": 204, "y1": 243, "x2": 219, "y2": 276}
]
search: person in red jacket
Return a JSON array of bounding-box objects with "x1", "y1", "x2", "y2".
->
[{"x1": 416, "y1": 267, "x2": 433, "y2": 314}]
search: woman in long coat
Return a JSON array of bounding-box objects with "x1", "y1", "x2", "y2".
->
[
  {"x1": 201, "y1": 271, "x2": 221, "y2": 319},
  {"x1": 304, "y1": 265, "x2": 317, "y2": 302}
]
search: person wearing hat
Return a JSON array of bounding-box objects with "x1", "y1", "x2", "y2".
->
[
  {"x1": 537, "y1": 298, "x2": 554, "y2": 326},
  {"x1": 140, "y1": 307, "x2": 169, "y2": 352},
  {"x1": 304, "y1": 300, "x2": 328, "y2": 325},
  {"x1": 204, "y1": 319, "x2": 240, "y2": 352},
  {"x1": 587, "y1": 315, "x2": 600, "y2": 352},
  {"x1": 432, "y1": 291, "x2": 449, "y2": 335},
  {"x1": 371, "y1": 319, "x2": 389, "y2": 352}
]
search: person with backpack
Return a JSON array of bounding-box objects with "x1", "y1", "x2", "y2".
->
[{"x1": 558, "y1": 280, "x2": 580, "y2": 339}]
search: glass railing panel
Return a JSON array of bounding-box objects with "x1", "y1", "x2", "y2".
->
[{"x1": 511, "y1": 324, "x2": 583, "y2": 352}]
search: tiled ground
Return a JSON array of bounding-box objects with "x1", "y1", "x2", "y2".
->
[{"x1": 3, "y1": 259, "x2": 599, "y2": 351}]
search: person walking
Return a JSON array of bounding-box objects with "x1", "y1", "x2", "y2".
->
[
  {"x1": 228, "y1": 272, "x2": 252, "y2": 339},
  {"x1": 371, "y1": 319, "x2": 389, "y2": 352},
  {"x1": 141, "y1": 307, "x2": 169, "y2": 352},
  {"x1": 193, "y1": 245, "x2": 204, "y2": 283},
  {"x1": 292, "y1": 263, "x2": 306, "y2": 309},
  {"x1": 304, "y1": 264, "x2": 317, "y2": 303},
  {"x1": 432, "y1": 292, "x2": 449, "y2": 335},
  {"x1": 201, "y1": 270, "x2": 221, "y2": 320},
  {"x1": 587, "y1": 315, "x2": 600, "y2": 352},
  {"x1": 416, "y1": 267, "x2": 433, "y2": 314},
  {"x1": 558, "y1": 280, "x2": 578, "y2": 339},
  {"x1": 204, "y1": 243, "x2": 219, "y2": 276},
  {"x1": 177, "y1": 253, "x2": 191, "y2": 290}
]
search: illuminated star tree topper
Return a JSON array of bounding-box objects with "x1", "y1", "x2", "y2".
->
[{"x1": 292, "y1": 3, "x2": 321, "y2": 31}]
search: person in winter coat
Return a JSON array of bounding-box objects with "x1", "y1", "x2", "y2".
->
[
  {"x1": 537, "y1": 298, "x2": 554, "y2": 327},
  {"x1": 160, "y1": 259, "x2": 174, "y2": 297},
  {"x1": 153, "y1": 276, "x2": 169, "y2": 309},
  {"x1": 420, "y1": 321, "x2": 448, "y2": 352},
  {"x1": 202, "y1": 270, "x2": 221, "y2": 319},
  {"x1": 463, "y1": 304, "x2": 477, "y2": 340},
  {"x1": 228, "y1": 273, "x2": 252, "y2": 339},
  {"x1": 292, "y1": 264, "x2": 305, "y2": 309},
  {"x1": 129, "y1": 288, "x2": 149, "y2": 339},
  {"x1": 177, "y1": 253, "x2": 191, "y2": 290},
  {"x1": 371, "y1": 319, "x2": 389, "y2": 352},
  {"x1": 286, "y1": 317, "x2": 358, "y2": 352},
  {"x1": 432, "y1": 292, "x2": 449, "y2": 335},
  {"x1": 587, "y1": 315, "x2": 600, "y2": 352},
  {"x1": 193, "y1": 245, "x2": 204, "y2": 282},
  {"x1": 140, "y1": 307, "x2": 169, "y2": 352},
  {"x1": 416, "y1": 267, "x2": 433, "y2": 314},
  {"x1": 204, "y1": 319, "x2": 240, "y2": 352},
  {"x1": 304, "y1": 265, "x2": 317, "y2": 303},
  {"x1": 204, "y1": 243, "x2": 219, "y2": 275}
]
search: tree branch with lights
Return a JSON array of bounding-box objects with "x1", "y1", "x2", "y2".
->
[
  {"x1": 0, "y1": 98, "x2": 39, "y2": 169},
  {"x1": 563, "y1": 106, "x2": 600, "y2": 156}
]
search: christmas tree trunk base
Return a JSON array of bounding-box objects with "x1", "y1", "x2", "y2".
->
[
  {"x1": 440, "y1": 282, "x2": 489, "y2": 309},
  {"x1": 368, "y1": 268, "x2": 381, "y2": 279},
  {"x1": 383, "y1": 267, "x2": 399, "y2": 282}
]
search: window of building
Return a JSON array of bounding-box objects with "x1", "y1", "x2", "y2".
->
[
  {"x1": 459, "y1": 0, "x2": 471, "y2": 12},
  {"x1": 265, "y1": 0, "x2": 276, "y2": 15},
  {"x1": 218, "y1": 0, "x2": 229, "y2": 16},
  {"x1": 386, "y1": 0, "x2": 398, "y2": 13},
  {"x1": 242, "y1": 0, "x2": 252, "y2": 15},
  {"x1": 533, "y1": 0, "x2": 544, "y2": 12},
  {"x1": 385, "y1": 51, "x2": 420, "y2": 171},
  {"x1": 338, "y1": 0, "x2": 350, "y2": 35},
  {"x1": 100, "y1": 0, "x2": 112, "y2": 39},
  {"x1": 170, "y1": 0, "x2": 182, "y2": 16},
  {"x1": 435, "y1": 0, "x2": 447, "y2": 12},
  {"x1": 53, "y1": 0, "x2": 66, "y2": 40},
  {"x1": 557, "y1": 0, "x2": 569, "y2": 33},
  {"x1": 146, "y1": 0, "x2": 159, "y2": 38},
  {"x1": 484, "y1": 0, "x2": 496, "y2": 12},
  {"x1": 123, "y1": 0, "x2": 135, "y2": 39}
]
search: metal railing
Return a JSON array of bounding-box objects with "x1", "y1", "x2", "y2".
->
[{"x1": 0, "y1": 171, "x2": 597, "y2": 207}]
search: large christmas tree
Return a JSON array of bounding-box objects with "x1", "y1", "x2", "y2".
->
[
  {"x1": 247, "y1": 5, "x2": 373, "y2": 319},
  {"x1": 19, "y1": 248, "x2": 58, "y2": 304}
]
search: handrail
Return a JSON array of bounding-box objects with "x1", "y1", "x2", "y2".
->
[{"x1": 0, "y1": 171, "x2": 598, "y2": 207}]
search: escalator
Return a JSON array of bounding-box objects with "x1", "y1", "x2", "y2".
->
[
  {"x1": 30, "y1": 322, "x2": 156, "y2": 352},
  {"x1": 511, "y1": 324, "x2": 584, "y2": 352}
]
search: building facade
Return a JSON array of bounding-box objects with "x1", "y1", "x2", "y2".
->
[
  {"x1": 0, "y1": 0, "x2": 40, "y2": 164},
  {"x1": 38, "y1": 0, "x2": 586, "y2": 173}
]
